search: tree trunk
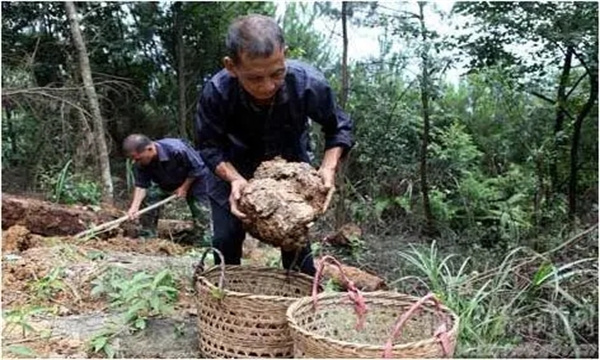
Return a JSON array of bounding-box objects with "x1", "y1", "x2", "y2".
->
[
  {"x1": 175, "y1": 2, "x2": 187, "y2": 138},
  {"x1": 334, "y1": 1, "x2": 351, "y2": 228},
  {"x1": 418, "y1": 2, "x2": 434, "y2": 235},
  {"x1": 64, "y1": 1, "x2": 114, "y2": 204},
  {"x1": 4, "y1": 103, "x2": 18, "y2": 164},
  {"x1": 550, "y1": 45, "x2": 573, "y2": 191},
  {"x1": 340, "y1": 1, "x2": 349, "y2": 109},
  {"x1": 568, "y1": 69, "x2": 598, "y2": 218}
]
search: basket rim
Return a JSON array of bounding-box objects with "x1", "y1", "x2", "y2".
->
[
  {"x1": 285, "y1": 290, "x2": 461, "y2": 351},
  {"x1": 196, "y1": 264, "x2": 317, "y2": 303}
]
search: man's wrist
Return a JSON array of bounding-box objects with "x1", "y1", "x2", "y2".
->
[{"x1": 216, "y1": 161, "x2": 246, "y2": 184}]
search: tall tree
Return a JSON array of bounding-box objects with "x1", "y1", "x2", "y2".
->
[
  {"x1": 174, "y1": 2, "x2": 187, "y2": 138},
  {"x1": 453, "y1": 1, "x2": 598, "y2": 218},
  {"x1": 340, "y1": 2, "x2": 349, "y2": 109},
  {"x1": 65, "y1": 1, "x2": 113, "y2": 203},
  {"x1": 417, "y1": 1, "x2": 434, "y2": 235}
]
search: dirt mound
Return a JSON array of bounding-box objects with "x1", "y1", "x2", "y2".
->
[
  {"x1": 325, "y1": 223, "x2": 363, "y2": 247},
  {"x1": 315, "y1": 257, "x2": 388, "y2": 291},
  {"x1": 238, "y1": 157, "x2": 328, "y2": 251},
  {"x1": 80, "y1": 235, "x2": 193, "y2": 256},
  {"x1": 2, "y1": 193, "x2": 133, "y2": 238},
  {"x1": 2, "y1": 225, "x2": 45, "y2": 252}
]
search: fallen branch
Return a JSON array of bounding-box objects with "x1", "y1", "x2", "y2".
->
[
  {"x1": 74, "y1": 195, "x2": 178, "y2": 239},
  {"x1": 4, "y1": 335, "x2": 60, "y2": 346}
]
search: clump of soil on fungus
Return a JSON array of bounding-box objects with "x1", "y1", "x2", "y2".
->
[{"x1": 238, "y1": 157, "x2": 328, "y2": 251}]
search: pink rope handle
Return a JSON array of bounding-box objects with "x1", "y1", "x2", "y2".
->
[
  {"x1": 312, "y1": 255, "x2": 367, "y2": 330},
  {"x1": 382, "y1": 293, "x2": 453, "y2": 358}
]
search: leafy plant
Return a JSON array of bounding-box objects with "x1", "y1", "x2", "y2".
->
[
  {"x1": 27, "y1": 267, "x2": 64, "y2": 301},
  {"x1": 88, "y1": 326, "x2": 118, "y2": 359},
  {"x1": 2, "y1": 306, "x2": 48, "y2": 337},
  {"x1": 88, "y1": 268, "x2": 180, "y2": 357},
  {"x1": 39, "y1": 164, "x2": 102, "y2": 206},
  {"x1": 6, "y1": 345, "x2": 38, "y2": 358}
]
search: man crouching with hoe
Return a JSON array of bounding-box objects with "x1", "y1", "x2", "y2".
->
[
  {"x1": 123, "y1": 134, "x2": 212, "y2": 244},
  {"x1": 194, "y1": 14, "x2": 354, "y2": 275}
]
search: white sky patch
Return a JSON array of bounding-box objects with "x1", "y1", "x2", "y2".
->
[{"x1": 277, "y1": 1, "x2": 465, "y2": 85}]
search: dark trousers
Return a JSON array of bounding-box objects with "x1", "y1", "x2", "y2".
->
[
  {"x1": 210, "y1": 197, "x2": 316, "y2": 276},
  {"x1": 139, "y1": 185, "x2": 211, "y2": 244}
]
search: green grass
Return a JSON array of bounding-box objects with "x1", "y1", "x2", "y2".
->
[{"x1": 391, "y1": 230, "x2": 598, "y2": 358}]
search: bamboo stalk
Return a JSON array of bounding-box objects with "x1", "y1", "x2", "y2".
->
[{"x1": 74, "y1": 194, "x2": 178, "y2": 239}]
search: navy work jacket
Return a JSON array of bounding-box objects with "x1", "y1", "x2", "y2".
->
[
  {"x1": 134, "y1": 138, "x2": 208, "y2": 199},
  {"x1": 194, "y1": 60, "x2": 353, "y2": 206}
]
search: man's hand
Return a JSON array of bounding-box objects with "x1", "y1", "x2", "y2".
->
[
  {"x1": 174, "y1": 185, "x2": 188, "y2": 198},
  {"x1": 318, "y1": 166, "x2": 336, "y2": 190},
  {"x1": 318, "y1": 166, "x2": 336, "y2": 214},
  {"x1": 127, "y1": 206, "x2": 140, "y2": 220},
  {"x1": 229, "y1": 178, "x2": 248, "y2": 219},
  {"x1": 175, "y1": 177, "x2": 194, "y2": 198},
  {"x1": 319, "y1": 147, "x2": 343, "y2": 214}
]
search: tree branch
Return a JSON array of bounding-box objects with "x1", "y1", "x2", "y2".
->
[
  {"x1": 529, "y1": 90, "x2": 574, "y2": 120},
  {"x1": 572, "y1": 49, "x2": 591, "y2": 77},
  {"x1": 529, "y1": 90, "x2": 556, "y2": 105},
  {"x1": 565, "y1": 72, "x2": 588, "y2": 99}
]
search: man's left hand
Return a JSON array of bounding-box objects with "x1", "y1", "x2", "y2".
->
[
  {"x1": 318, "y1": 166, "x2": 336, "y2": 214},
  {"x1": 174, "y1": 186, "x2": 188, "y2": 198},
  {"x1": 318, "y1": 166, "x2": 336, "y2": 190}
]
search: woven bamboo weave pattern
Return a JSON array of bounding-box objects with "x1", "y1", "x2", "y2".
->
[
  {"x1": 195, "y1": 264, "x2": 315, "y2": 358},
  {"x1": 286, "y1": 291, "x2": 460, "y2": 358}
]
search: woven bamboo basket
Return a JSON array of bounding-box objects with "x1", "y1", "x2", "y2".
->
[
  {"x1": 286, "y1": 256, "x2": 460, "y2": 358},
  {"x1": 193, "y1": 248, "x2": 317, "y2": 358}
]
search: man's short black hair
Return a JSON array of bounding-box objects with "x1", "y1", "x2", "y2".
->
[
  {"x1": 123, "y1": 134, "x2": 152, "y2": 154},
  {"x1": 226, "y1": 14, "x2": 285, "y2": 63}
]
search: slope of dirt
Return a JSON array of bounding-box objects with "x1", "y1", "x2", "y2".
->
[
  {"x1": 2, "y1": 193, "x2": 197, "y2": 240},
  {"x1": 2, "y1": 193, "x2": 129, "y2": 237}
]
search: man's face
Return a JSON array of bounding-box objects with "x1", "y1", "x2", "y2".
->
[
  {"x1": 225, "y1": 48, "x2": 286, "y2": 104},
  {"x1": 129, "y1": 145, "x2": 154, "y2": 166}
]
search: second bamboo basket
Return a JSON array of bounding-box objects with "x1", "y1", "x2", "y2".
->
[{"x1": 286, "y1": 256, "x2": 460, "y2": 358}]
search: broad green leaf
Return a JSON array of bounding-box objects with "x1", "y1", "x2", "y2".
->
[
  {"x1": 93, "y1": 336, "x2": 108, "y2": 352},
  {"x1": 135, "y1": 318, "x2": 146, "y2": 330},
  {"x1": 7, "y1": 345, "x2": 37, "y2": 357},
  {"x1": 104, "y1": 344, "x2": 116, "y2": 359}
]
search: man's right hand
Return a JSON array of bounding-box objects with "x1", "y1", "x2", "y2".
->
[
  {"x1": 127, "y1": 207, "x2": 140, "y2": 220},
  {"x1": 229, "y1": 178, "x2": 248, "y2": 219}
]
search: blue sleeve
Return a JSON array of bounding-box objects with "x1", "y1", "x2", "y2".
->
[
  {"x1": 304, "y1": 74, "x2": 354, "y2": 154},
  {"x1": 193, "y1": 82, "x2": 230, "y2": 173},
  {"x1": 133, "y1": 165, "x2": 151, "y2": 189},
  {"x1": 174, "y1": 142, "x2": 206, "y2": 178}
]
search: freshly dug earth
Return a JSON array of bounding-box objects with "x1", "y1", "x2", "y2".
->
[
  {"x1": 324, "y1": 223, "x2": 363, "y2": 247},
  {"x1": 238, "y1": 157, "x2": 328, "y2": 251},
  {"x1": 2, "y1": 193, "x2": 196, "y2": 240},
  {"x1": 2, "y1": 225, "x2": 44, "y2": 252},
  {"x1": 2, "y1": 193, "x2": 136, "y2": 238}
]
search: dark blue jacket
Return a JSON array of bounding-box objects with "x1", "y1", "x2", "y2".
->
[
  {"x1": 194, "y1": 60, "x2": 353, "y2": 206},
  {"x1": 134, "y1": 138, "x2": 208, "y2": 199}
]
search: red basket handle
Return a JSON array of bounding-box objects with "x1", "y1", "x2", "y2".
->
[
  {"x1": 196, "y1": 247, "x2": 226, "y2": 292},
  {"x1": 382, "y1": 293, "x2": 453, "y2": 358},
  {"x1": 312, "y1": 255, "x2": 367, "y2": 330}
]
